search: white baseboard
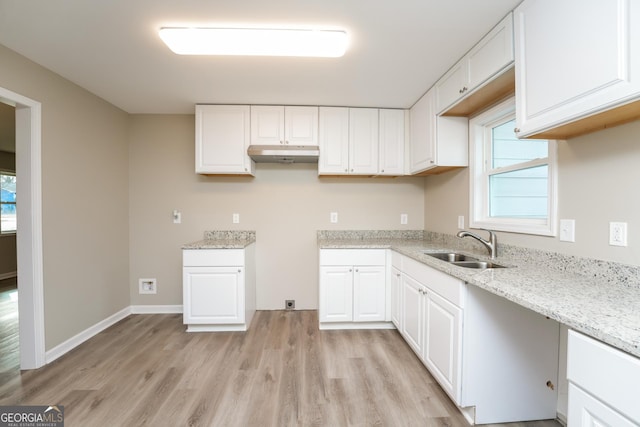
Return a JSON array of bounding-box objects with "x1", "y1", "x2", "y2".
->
[
  {"x1": 130, "y1": 305, "x2": 183, "y2": 314},
  {"x1": 0, "y1": 271, "x2": 17, "y2": 281},
  {"x1": 45, "y1": 306, "x2": 132, "y2": 364}
]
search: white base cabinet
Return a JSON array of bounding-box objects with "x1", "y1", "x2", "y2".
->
[
  {"x1": 319, "y1": 249, "x2": 390, "y2": 329},
  {"x1": 182, "y1": 245, "x2": 256, "y2": 332},
  {"x1": 394, "y1": 253, "x2": 559, "y2": 424},
  {"x1": 567, "y1": 330, "x2": 640, "y2": 426}
]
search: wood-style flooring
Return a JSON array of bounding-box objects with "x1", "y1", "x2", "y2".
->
[{"x1": 0, "y1": 302, "x2": 561, "y2": 427}]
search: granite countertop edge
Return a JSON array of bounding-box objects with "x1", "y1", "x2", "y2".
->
[
  {"x1": 319, "y1": 237, "x2": 640, "y2": 359},
  {"x1": 182, "y1": 238, "x2": 256, "y2": 249}
]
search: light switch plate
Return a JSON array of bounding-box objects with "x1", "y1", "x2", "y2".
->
[
  {"x1": 559, "y1": 219, "x2": 575, "y2": 242},
  {"x1": 457, "y1": 215, "x2": 465, "y2": 229},
  {"x1": 330, "y1": 212, "x2": 338, "y2": 223},
  {"x1": 400, "y1": 214, "x2": 408, "y2": 225}
]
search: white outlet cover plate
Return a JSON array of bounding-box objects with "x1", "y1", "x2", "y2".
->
[
  {"x1": 609, "y1": 222, "x2": 628, "y2": 246},
  {"x1": 400, "y1": 214, "x2": 408, "y2": 225},
  {"x1": 330, "y1": 212, "x2": 338, "y2": 223},
  {"x1": 232, "y1": 213, "x2": 240, "y2": 224}
]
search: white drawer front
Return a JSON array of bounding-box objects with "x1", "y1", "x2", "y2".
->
[
  {"x1": 402, "y1": 256, "x2": 465, "y2": 307},
  {"x1": 320, "y1": 249, "x2": 386, "y2": 266},
  {"x1": 567, "y1": 330, "x2": 640, "y2": 423},
  {"x1": 183, "y1": 249, "x2": 245, "y2": 267}
]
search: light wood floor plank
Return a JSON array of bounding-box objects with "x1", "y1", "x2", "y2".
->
[{"x1": 0, "y1": 300, "x2": 562, "y2": 427}]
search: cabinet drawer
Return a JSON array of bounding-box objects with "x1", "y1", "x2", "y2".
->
[
  {"x1": 402, "y1": 256, "x2": 465, "y2": 307},
  {"x1": 320, "y1": 249, "x2": 386, "y2": 266},
  {"x1": 567, "y1": 330, "x2": 640, "y2": 422},
  {"x1": 183, "y1": 249, "x2": 245, "y2": 267}
]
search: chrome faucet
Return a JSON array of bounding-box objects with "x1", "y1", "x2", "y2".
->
[{"x1": 457, "y1": 229, "x2": 498, "y2": 259}]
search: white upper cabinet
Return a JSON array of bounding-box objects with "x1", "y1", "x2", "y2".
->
[
  {"x1": 409, "y1": 88, "x2": 468, "y2": 175},
  {"x1": 318, "y1": 107, "x2": 350, "y2": 174},
  {"x1": 195, "y1": 105, "x2": 254, "y2": 175},
  {"x1": 349, "y1": 108, "x2": 379, "y2": 174},
  {"x1": 378, "y1": 109, "x2": 406, "y2": 175},
  {"x1": 514, "y1": 0, "x2": 640, "y2": 139},
  {"x1": 320, "y1": 107, "x2": 405, "y2": 176},
  {"x1": 251, "y1": 105, "x2": 318, "y2": 145},
  {"x1": 436, "y1": 13, "x2": 514, "y2": 114}
]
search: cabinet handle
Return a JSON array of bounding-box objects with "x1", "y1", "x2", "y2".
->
[
  {"x1": 280, "y1": 140, "x2": 284, "y2": 144},
  {"x1": 514, "y1": 127, "x2": 520, "y2": 133},
  {"x1": 396, "y1": 273, "x2": 401, "y2": 277},
  {"x1": 355, "y1": 268, "x2": 359, "y2": 272},
  {"x1": 350, "y1": 169, "x2": 354, "y2": 172},
  {"x1": 238, "y1": 269, "x2": 242, "y2": 273},
  {"x1": 349, "y1": 269, "x2": 353, "y2": 272},
  {"x1": 430, "y1": 160, "x2": 435, "y2": 164},
  {"x1": 285, "y1": 140, "x2": 289, "y2": 145},
  {"x1": 345, "y1": 169, "x2": 348, "y2": 173}
]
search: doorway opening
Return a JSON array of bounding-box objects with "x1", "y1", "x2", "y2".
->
[{"x1": 0, "y1": 86, "x2": 44, "y2": 370}]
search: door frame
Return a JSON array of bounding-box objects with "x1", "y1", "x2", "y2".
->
[{"x1": 0, "y1": 86, "x2": 45, "y2": 369}]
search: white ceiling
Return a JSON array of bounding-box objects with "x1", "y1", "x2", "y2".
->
[{"x1": 0, "y1": 0, "x2": 521, "y2": 114}]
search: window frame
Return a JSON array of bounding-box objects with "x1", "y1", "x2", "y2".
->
[
  {"x1": 469, "y1": 97, "x2": 558, "y2": 236},
  {"x1": 0, "y1": 170, "x2": 17, "y2": 235}
]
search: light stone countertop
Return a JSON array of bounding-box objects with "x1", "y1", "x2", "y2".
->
[
  {"x1": 318, "y1": 232, "x2": 640, "y2": 359},
  {"x1": 182, "y1": 230, "x2": 256, "y2": 249}
]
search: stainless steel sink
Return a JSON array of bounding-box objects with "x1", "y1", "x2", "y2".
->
[
  {"x1": 451, "y1": 261, "x2": 506, "y2": 269},
  {"x1": 424, "y1": 251, "x2": 506, "y2": 269},
  {"x1": 424, "y1": 252, "x2": 478, "y2": 262}
]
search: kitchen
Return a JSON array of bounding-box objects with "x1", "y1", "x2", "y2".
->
[{"x1": 1, "y1": 0, "x2": 639, "y2": 426}]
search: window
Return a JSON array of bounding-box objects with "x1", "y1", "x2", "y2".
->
[
  {"x1": 469, "y1": 97, "x2": 557, "y2": 236},
  {"x1": 1, "y1": 172, "x2": 16, "y2": 234}
]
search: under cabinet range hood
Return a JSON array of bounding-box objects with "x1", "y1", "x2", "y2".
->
[{"x1": 247, "y1": 145, "x2": 319, "y2": 164}]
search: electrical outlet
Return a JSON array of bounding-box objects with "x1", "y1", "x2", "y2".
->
[
  {"x1": 139, "y1": 278, "x2": 157, "y2": 294},
  {"x1": 330, "y1": 212, "x2": 338, "y2": 223},
  {"x1": 609, "y1": 222, "x2": 628, "y2": 246},
  {"x1": 172, "y1": 210, "x2": 181, "y2": 224},
  {"x1": 285, "y1": 300, "x2": 295, "y2": 310},
  {"x1": 400, "y1": 214, "x2": 408, "y2": 225},
  {"x1": 457, "y1": 215, "x2": 465, "y2": 229},
  {"x1": 232, "y1": 213, "x2": 240, "y2": 224},
  {"x1": 559, "y1": 219, "x2": 575, "y2": 242}
]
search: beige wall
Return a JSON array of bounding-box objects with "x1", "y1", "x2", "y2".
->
[
  {"x1": 425, "y1": 120, "x2": 640, "y2": 266},
  {"x1": 0, "y1": 44, "x2": 130, "y2": 349},
  {"x1": 129, "y1": 114, "x2": 425, "y2": 309}
]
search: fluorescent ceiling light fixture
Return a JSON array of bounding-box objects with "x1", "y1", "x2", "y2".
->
[{"x1": 159, "y1": 27, "x2": 348, "y2": 57}]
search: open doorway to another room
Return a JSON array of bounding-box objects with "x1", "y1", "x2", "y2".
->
[{"x1": 0, "y1": 101, "x2": 18, "y2": 374}]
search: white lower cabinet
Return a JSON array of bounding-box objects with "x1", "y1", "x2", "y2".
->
[
  {"x1": 395, "y1": 252, "x2": 559, "y2": 425},
  {"x1": 389, "y1": 265, "x2": 402, "y2": 329},
  {"x1": 182, "y1": 245, "x2": 256, "y2": 332},
  {"x1": 319, "y1": 249, "x2": 389, "y2": 329},
  {"x1": 567, "y1": 330, "x2": 640, "y2": 426}
]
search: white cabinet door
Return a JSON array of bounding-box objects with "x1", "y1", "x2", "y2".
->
[
  {"x1": 353, "y1": 266, "x2": 386, "y2": 322},
  {"x1": 183, "y1": 266, "x2": 244, "y2": 324},
  {"x1": 435, "y1": 60, "x2": 469, "y2": 114},
  {"x1": 409, "y1": 90, "x2": 434, "y2": 173},
  {"x1": 349, "y1": 108, "x2": 379, "y2": 174},
  {"x1": 250, "y1": 105, "x2": 285, "y2": 145},
  {"x1": 390, "y1": 266, "x2": 402, "y2": 329},
  {"x1": 467, "y1": 12, "x2": 514, "y2": 92},
  {"x1": 401, "y1": 274, "x2": 425, "y2": 356},
  {"x1": 195, "y1": 105, "x2": 254, "y2": 175},
  {"x1": 319, "y1": 266, "x2": 354, "y2": 323},
  {"x1": 318, "y1": 107, "x2": 349, "y2": 174},
  {"x1": 409, "y1": 89, "x2": 468, "y2": 174},
  {"x1": 514, "y1": 0, "x2": 640, "y2": 138},
  {"x1": 285, "y1": 106, "x2": 319, "y2": 145},
  {"x1": 435, "y1": 13, "x2": 513, "y2": 114},
  {"x1": 568, "y1": 384, "x2": 638, "y2": 427},
  {"x1": 378, "y1": 109, "x2": 405, "y2": 175},
  {"x1": 424, "y1": 290, "x2": 462, "y2": 402}
]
